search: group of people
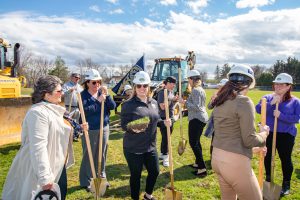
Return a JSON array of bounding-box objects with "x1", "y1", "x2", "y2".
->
[{"x1": 2, "y1": 64, "x2": 300, "y2": 200}]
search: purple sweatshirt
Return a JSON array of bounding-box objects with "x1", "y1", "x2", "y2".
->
[{"x1": 255, "y1": 94, "x2": 300, "y2": 137}]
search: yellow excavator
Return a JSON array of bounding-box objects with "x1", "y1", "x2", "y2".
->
[{"x1": 0, "y1": 38, "x2": 31, "y2": 146}]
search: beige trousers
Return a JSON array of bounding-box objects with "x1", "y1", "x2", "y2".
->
[{"x1": 212, "y1": 147, "x2": 262, "y2": 200}]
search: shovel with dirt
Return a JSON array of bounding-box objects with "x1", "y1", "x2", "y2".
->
[
  {"x1": 263, "y1": 102, "x2": 281, "y2": 200},
  {"x1": 164, "y1": 89, "x2": 183, "y2": 200},
  {"x1": 90, "y1": 101, "x2": 109, "y2": 198},
  {"x1": 77, "y1": 93, "x2": 99, "y2": 199},
  {"x1": 177, "y1": 67, "x2": 187, "y2": 156}
]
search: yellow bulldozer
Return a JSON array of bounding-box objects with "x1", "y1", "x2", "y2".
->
[{"x1": 0, "y1": 38, "x2": 31, "y2": 146}]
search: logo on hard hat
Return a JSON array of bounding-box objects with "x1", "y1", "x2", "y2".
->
[
  {"x1": 248, "y1": 69, "x2": 253, "y2": 75},
  {"x1": 139, "y1": 78, "x2": 145, "y2": 82},
  {"x1": 277, "y1": 78, "x2": 281, "y2": 80}
]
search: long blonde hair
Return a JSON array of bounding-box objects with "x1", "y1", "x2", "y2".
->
[{"x1": 190, "y1": 79, "x2": 202, "y2": 88}]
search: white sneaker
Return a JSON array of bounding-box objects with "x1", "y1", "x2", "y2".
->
[{"x1": 163, "y1": 155, "x2": 169, "y2": 167}]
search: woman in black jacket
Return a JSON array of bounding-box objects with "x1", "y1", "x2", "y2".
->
[{"x1": 121, "y1": 71, "x2": 171, "y2": 200}]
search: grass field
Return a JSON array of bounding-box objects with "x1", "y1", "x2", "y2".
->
[{"x1": 1, "y1": 89, "x2": 300, "y2": 199}]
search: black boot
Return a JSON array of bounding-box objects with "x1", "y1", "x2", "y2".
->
[{"x1": 280, "y1": 180, "x2": 290, "y2": 196}]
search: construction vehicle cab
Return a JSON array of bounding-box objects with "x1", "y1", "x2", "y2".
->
[
  {"x1": 0, "y1": 38, "x2": 26, "y2": 98},
  {"x1": 0, "y1": 38, "x2": 31, "y2": 146}
]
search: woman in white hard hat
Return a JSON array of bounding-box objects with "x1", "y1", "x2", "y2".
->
[
  {"x1": 211, "y1": 64, "x2": 269, "y2": 200},
  {"x1": 256, "y1": 73, "x2": 300, "y2": 196},
  {"x1": 79, "y1": 69, "x2": 116, "y2": 191},
  {"x1": 181, "y1": 69, "x2": 209, "y2": 177},
  {"x1": 121, "y1": 71, "x2": 167, "y2": 200}
]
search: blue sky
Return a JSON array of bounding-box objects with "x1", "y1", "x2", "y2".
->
[{"x1": 1, "y1": 0, "x2": 300, "y2": 76}]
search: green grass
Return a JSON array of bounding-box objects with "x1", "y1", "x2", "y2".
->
[{"x1": 1, "y1": 89, "x2": 300, "y2": 199}]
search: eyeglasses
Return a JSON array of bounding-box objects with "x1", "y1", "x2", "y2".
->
[
  {"x1": 136, "y1": 84, "x2": 149, "y2": 89},
  {"x1": 91, "y1": 81, "x2": 101, "y2": 85}
]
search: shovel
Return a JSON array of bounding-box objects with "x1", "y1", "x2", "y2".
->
[
  {"x1": 68, "y1": 90, "x2": 74, "y2": 113},
  {"x1": 77, "y1": 93, "x2": 99, "y2": 199},
  {"x1": 263, "y1": 102, "x2": 281, "y2": 200},
  {"x1": 164, "y1": 89, "x2": 183, "y2": 200},
  {"x1": 258, "y1": 98, "x2": 266, "y2": 189},
  {"x1": 177, "y1": 67, "x2": 187, "y2": 156},
  {"x1": 90, "y1": 100, "x2": 109, "y2": 197}
]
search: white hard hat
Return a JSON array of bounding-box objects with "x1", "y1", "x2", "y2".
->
[
  {"x1": 273, "y1": 73, "x2": 293, "y2": 84},
  {"x1": 218, "y1": 78, "x2": 229, "y2": 86},
  {"x1": 124, "y1": 84, "x2": 132, "y2": 91},
  {"x1": 31, "y1": 183, "x2": 61, "y2": 200},
  {"x1": 84, "y1": 69, "x2": 102, "y2": 81},
  {"x1": 187, "y1": 69, "x2": 200, "y2": 78},
  {"x1": 227, "y1": 64, "x2": 255, "y2": 89},
  {"x1": 133, "y1": 71, "x2": 151, "y2": 84}
]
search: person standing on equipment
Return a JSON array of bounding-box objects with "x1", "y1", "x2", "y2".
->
[{"x1": 256, "y1": 73, "x2": 300, "y2": 196}]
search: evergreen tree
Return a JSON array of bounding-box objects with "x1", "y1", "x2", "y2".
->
[
  {"x1": 214, "y1": 65, "x2": 220, "y2": 80},
  {"x1": 49, "y1": 56, "x2": 69, "y2": 82}
]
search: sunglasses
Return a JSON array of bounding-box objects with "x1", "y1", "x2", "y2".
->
[
  {"x1": 136, "y1": 84, "x2": 149, "y2": 89},
  {"x1": 91, "y1": 81, "x2": 101, "y2": 85},
  {"x1": 73, "y1": 76, "x2": 80, "y2": 79}
]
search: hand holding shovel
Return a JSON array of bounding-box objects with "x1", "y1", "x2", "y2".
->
[
  {"x1": 263, "y1": 102, "x2": 282, "y2": 200},
  {"x1": 77, "y1": 93, "x2": 98, "y2": 199},
  {"x1": 90, "y1": 101, "x2": 108, "y2": 198},
  {"x1": 164, "y1": 89, "x2": 183, "y2": 200}
]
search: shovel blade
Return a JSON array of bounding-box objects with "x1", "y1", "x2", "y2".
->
[
  {"x1": 91, "y1": 177, "x2": 108, "y2": 198},
  {"x1": 165, "y1": 188, "x2": 183, "y2": 200},
  {"x1": 177, "y1": 139, "x2": 187, "y2": 156},
  {"x1": 263, "y1": 181, "x2": 282, "y2": 200}
]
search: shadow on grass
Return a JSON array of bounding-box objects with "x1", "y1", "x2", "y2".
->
[
  {"x1": 105, "y1": 185, "x2": 131, "y2": 198},
  {"x1": 0, "y1": 143, "x2": 21, "y2": 155},
  {"x1": 295, "y1": 169, "x2": 300, "y2": 179},
  {"x1": 109, "y1": 132, "x2": 124, "y2": 140},
  {"x1": 67, "y1": 185, "x2": 83, "y2": 195},
  {"x1": 106, "y1": 163, "x2": 130, "y2": 181}
]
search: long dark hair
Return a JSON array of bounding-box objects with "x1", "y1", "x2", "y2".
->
[
  {"x1": 32, "y1": 75, "x2": 62, "y2": 104},
  {"x1": 211, "y1": 81, "x2": 249, "y2": 107}
]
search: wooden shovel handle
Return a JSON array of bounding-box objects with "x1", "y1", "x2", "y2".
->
[
  {"x1": 77, "y1": 92, "x2": 97, "y2": 179},
  {"x1": 164, "y1": 89, "x2": 175, "y2": 189},
  {"x1": 270, "y1": 102, "x2": 279, "y2": 183},
  {"x1": 178, "y1": 68, "x2": 184, "y2": 140},
  {"x1": 98, "y1": 101, "x2": 105, "y2": 177},
  {"x1": 258, "y1": 98, "x2": 266, "y2": 189}
]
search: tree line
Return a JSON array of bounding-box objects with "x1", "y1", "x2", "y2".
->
[
  {"x1": 214, "y1": 57, "x2": 300, "y2": 87},
  {"x1": 17, "y1": 47, "x2": 153, "y2": 87}
]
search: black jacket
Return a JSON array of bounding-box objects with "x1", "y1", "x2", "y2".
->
[{"x1": 121, "y1": 96, "x2": 160, "y2": 153}]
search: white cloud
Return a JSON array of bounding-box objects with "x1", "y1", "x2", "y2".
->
[
  {"x1": 109, "y1": 9, "x2": 124, "y2": 14},
  {"x1": 106, "y1": 0, "x2": 118, "y2": 4},
  {"x1": 236, "y1": 0, "x2": 275, "y2": 9},
  {"x1": 187, "y1": 0, "x2": 209, "y2": 14},
  {"x1": 160, "y1": 0, "x2": 177, "y2": 6},
  {"x1": 1, "y1": 8, "x2": 300, "y2": 76},
  {"x1": 89, "y1": 5, "x2": 100, "y2": 13}
]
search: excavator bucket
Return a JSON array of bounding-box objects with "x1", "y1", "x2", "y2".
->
[{"x1": 0, "y1": 96, "x2": 31, "y2": 146}]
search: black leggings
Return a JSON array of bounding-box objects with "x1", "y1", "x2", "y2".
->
[
  {"x1": 159, "y1": 120, "x2": 173, "y2": 155},
  {"x1": 124, "y1": 150, "x2": 160, "y2": 200},
  {"x1": 265, "y1": 131, "x2": 295, "y2": 182},
  {"x1": 188, "y1": 118, "x2": 206, "y2": 169}
]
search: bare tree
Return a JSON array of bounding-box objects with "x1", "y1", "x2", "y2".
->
[{"x1": 24, "y1": 56, "x2": 53, "y2": 86}]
